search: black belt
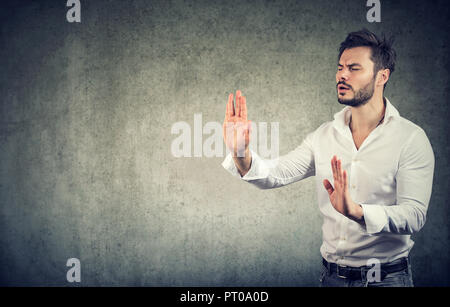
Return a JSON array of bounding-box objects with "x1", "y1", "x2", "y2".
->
[{"x1": 322, "y1": 257, "x2": 409, "y2": 280}]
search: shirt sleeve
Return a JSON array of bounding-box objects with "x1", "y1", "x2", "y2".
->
[
  {"x1": 221, "y1": 131, "x2": 316, "y2": 189},
  {"x1": 360, "y1": 128, "x2": 435, "y2": 234}
]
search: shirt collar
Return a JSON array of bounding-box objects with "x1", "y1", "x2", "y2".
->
[{"x1": 333, "y1": 97, "x2": 400, "y2": 132}]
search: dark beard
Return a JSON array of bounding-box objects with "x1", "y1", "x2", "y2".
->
[{"x1": 337, "y1": 77, "x2": 375, "y2": 107}]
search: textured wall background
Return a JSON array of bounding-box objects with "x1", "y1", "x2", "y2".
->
[{"x1": 0, "y1": 0, "x2": 448, "y2": 286}]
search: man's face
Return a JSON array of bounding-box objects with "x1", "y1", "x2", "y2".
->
[{"x1": 336, "y1": 47, "x2": 377, "y2": 107}]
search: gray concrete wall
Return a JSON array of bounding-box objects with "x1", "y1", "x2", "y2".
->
[{"x1": 0, "y1": 0, "x2": 448, "y2": 286}]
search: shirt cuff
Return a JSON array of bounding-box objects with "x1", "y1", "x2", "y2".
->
[
  {"x1": 359, "y1": 204, "x2": 388, "y2": 234},
  {"x1": 221, "y1": 150, "x2": 270, "y2": 180},
  {"x1": 221, "y1": 152, "x2": 241, "y2": 177}
]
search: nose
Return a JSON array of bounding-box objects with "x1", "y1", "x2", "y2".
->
[{"x1": 336, "y1": 69, "x2": 349, "y2": 82}]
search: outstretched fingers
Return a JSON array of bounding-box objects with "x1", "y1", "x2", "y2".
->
[
  {"x1": 337, "y1": 159, "x2": 343, "y2": 184},
  {"x1": 331, "y1": 155, "x2": 346, "y2": 189},
  {"x1": 226, "y1": 90, "x2": 247, "y2": 119},
  {"x1": 343, "y1": 169, "x2": 348, "y2": 192},
  {"x1": 235, "y1": 90, "x2": 241, "y2": 118},
  {"x1": 331, "y1": 155, "x2": 338, "y2": 183},
  {"x1": 241, "y1": 95, "x2": 247, "y2": 120},
  {"x1": 226, "y1": 93, "x2": 235, "y2": 118}
]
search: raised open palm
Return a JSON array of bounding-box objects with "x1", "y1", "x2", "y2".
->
[
  {"x1": 223, "y1": 90, "x2": 252, "y2": 157},
  {"x1": 323, "y1": 156, "x2": 364, "y2": 222}
]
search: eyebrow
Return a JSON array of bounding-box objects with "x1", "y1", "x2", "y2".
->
[{"x1": 338, "y1": 63, "x2": 362, "y2": 67}]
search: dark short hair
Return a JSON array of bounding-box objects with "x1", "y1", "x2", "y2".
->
[{"x1": 338, "y1": 29, "x2": 396, "y2": 87}]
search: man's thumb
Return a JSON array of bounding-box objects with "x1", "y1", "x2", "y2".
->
[{"x1": 323, "y1": 179, "x2": 334, "y2": 196}]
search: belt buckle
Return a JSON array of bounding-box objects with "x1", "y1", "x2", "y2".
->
[{"x1": 336, "y1": 264, "x2": 348, "y2": 279}]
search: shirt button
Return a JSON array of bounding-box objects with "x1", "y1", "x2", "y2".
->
[{"x1": 351, "y1": 185, "x2": 356, "y2": 189}]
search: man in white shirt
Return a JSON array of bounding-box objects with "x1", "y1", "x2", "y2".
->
[{"x1": 222, "y1": 29, "x2": 434, "y2": 287}]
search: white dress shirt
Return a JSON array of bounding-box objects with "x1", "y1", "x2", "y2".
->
[{"x1": 222, "y1": 98, "x2": 435, "y2": 267}]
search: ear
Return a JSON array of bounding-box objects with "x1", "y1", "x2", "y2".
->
[{"x1": 376, "y1": 68, "x2": 390, "y2": 87}]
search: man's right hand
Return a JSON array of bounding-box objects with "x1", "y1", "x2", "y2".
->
[{"x1": 223, "y1": 90, "x2": 252, "y2": 176}]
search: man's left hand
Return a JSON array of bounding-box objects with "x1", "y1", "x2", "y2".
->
[{"x1": 323, "y1": 155, "x2": 364, "y2": 224}]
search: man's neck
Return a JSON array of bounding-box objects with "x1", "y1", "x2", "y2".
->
[{"x1": 350, "y1": 93, "x2": 386, "y2": 133}]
